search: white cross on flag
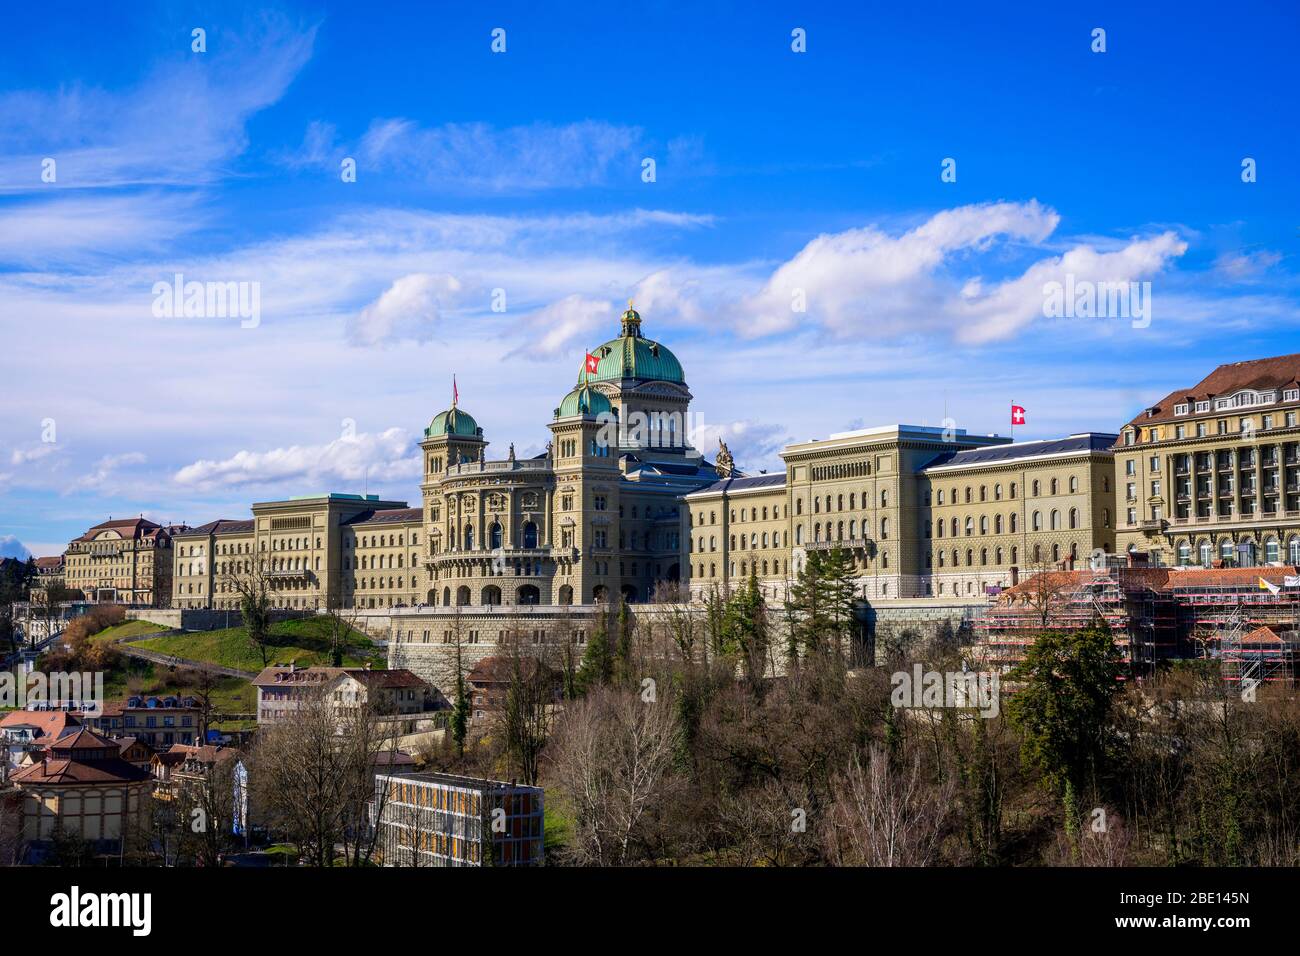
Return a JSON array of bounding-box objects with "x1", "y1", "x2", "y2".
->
[
  {"x1": 585, "y1": 351, "x2": 600, "y2": 374},
  {"x1": 1011, "y1": 405, "x2": 1026, "y2": 426}
]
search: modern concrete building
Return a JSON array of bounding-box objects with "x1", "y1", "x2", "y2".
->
[{"x1": 372, "y1": 771, "x2": 544, "y2": 867}]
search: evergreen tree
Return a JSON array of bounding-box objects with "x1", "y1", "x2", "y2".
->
[
  {"x1": 1006, "y1": 624, "x2": 1124, "y2": 844},
  {"x1": 820, "y1": 547, "x2": 859, "y2": 661},
  {"x1": 784, "y1": 551, "x2": 831, "y2": 656},
  {"x1": 451, "y1": 653, "x2": 470, "y2": 759},
  {"x1": 726, "y1": 567, "x2": 769, "y2": 681},
  {"x1": 576, "y1": 608, "x2": 614, "y2": 693},
  {"x1": 612, "y1": 599, "x2": 635, "y2": 687}
]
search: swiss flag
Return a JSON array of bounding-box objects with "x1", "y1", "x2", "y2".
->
[
  {"x1": 1011, "y1": 405, "x2": 1026, "y2": 426},
  {"x1": 585, "y1": 351, "x2": 600, "y2": 374}
]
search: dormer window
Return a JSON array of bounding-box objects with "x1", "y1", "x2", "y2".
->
[
  {"x1": 1195, "y1": 401, "x2": 1210, "y2": 413},
  {"x1": 1174, "y1": 403, "x2": 1189, "y2": 416},
  {"x1": 1286, "y1": 389, "x2": 1299, "y2": 402}
]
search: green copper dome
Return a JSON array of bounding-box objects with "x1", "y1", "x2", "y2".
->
[
  {"x1": 557, "y1": 384, "x2": 614, "y2": 419},
  {"x1": 580, "y1": 306, "x2": 685, "y2": 385},
  {"x1": 425, "y1": 406, "x2": 481, "y2": 438}
]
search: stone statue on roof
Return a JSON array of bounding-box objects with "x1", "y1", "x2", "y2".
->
[{"x1": 715, "y1": 438, "x2": 734, "y2": 478}]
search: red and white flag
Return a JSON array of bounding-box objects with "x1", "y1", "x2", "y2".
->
[
  {"x1": 585, "y1": 351, "x2": 600, "y2": 374},
  {"x1": 1011, "y1": 404, "x2": 1026, "y2": 426}
]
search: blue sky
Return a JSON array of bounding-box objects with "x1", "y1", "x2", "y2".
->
[{"x1": 1, "y1": 0, "x2": 1297, "y2": 557}]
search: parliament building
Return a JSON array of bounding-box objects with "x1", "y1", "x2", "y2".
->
[{"x1": 69, "y1": 305, "x2": 1300, "y2": 692}]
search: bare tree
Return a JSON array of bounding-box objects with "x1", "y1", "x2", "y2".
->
[
  {"x1": 1018, "y1": 562, "x2": 1074, "y2": 630},
  {"x1": 222, "y1": 558, "x2": 276, "y2": 668},
  {"x1": 494, "y1": 618, "x2": 560, "y2": 786},
  {"x1": 548, "y1": 685, "x2": 679, "y2": 866},
  {"x1": 173, "y1": 750, "x2": 240, "y2": 867},
  {"x1": 250, "y1": 688, "x2": 399, "y2": 867},
  {"x1": 824, "y1": 744, "x2": 954, "y2": 866},
  {"x1": 322, "y1": 592, "x2": 362, "y2": 667}
]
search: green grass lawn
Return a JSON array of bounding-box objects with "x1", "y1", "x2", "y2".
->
[
  {"x1": 98, "y1": 656, "x2": 258, "y2": 714},
  {"x1": 543, "y1": 790, "x2": 574, "y2": 859},
  {"x1": 125, "y1": 616, "x2": 382, "y2": 673},
  {"x1": 90, "y1": 620, "x2": 167, "y2": 644}
]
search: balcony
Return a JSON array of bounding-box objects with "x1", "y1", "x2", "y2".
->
[
  {"x1": 806, "y1": 537, "x2": 874, "y2": 553},
  {"x1": 1138, "y1": 519, "x2": 1168, "y2": 532},
  {"x1": 444, "y1": 458, "x2": 552, "y2": 477}
]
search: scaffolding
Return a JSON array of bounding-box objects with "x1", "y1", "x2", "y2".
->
[
  {"x1": 973, "y1": 568, "x2": 1175, "y2": 673},
  {"x1": 1181, "y1": 586, "x2": 1300, "y2": 685}
]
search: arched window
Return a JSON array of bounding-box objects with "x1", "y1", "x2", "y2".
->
[
  {"x1": 1032, "y1": 511, "x2": 1042, "y2": 531},
  {"x1": 1199, "y1": 541, "x2": 1213, "y2": 567},
  {"x1": 489, "y1": 522, "x2": 503, "y2": 549},
  {"x1": 1010, "y1": 513, "x2": 1018, "y2": 533},
  {"x1": 523, "y1": 521, "x2": 538, "y2": 549},
  {"x1": 1050, "y1": 510, "x2": 1060, "y2": 530},
  {"x1": 880, "y1": 517, "x2": 889, "y2": 539},
  {"x1": 965, "y1": 517, "x2": 973, "y2": 536},
  {"x1": 1290, "y1": 537, "x2": 1300, "y2": 565},
  {"x1": 1266, "y1": 538, "x2": 1280, "y2": 564},
  {"x1": 456, "y1": 585, "x2": 471, "y2": 606},
  {"x1": 464, "y1": 525, "x2": 474, "y2": 550},
  {"x1": 593, "y1": 585, "x2": 609, "y2": 603},
  {"x1": 994, "y1": 514, "x2": 1003, "y2": 534},
  {"x1": 1177, "y1": 541, "x2": 1191, "y2": 565},
  {"x1": 517, "y1": 584, "x2": 540, "y2": 605},
  {"x1": 1068, "y1": 508, "x2": 1078, "y2": 529},
  {"x1": 482, "y1": 585, "x2": 502, "y2": 605},
  {"x1": 979, "y1": 516, "x2": 989, "y2": 535}
]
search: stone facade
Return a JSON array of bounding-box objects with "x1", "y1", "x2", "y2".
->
[
  {"x1": 63, "y1": 517, "x2": 183, "y2": 606},
  {"x1": 1114, "y1": 353, "x2": 1300, "y2": 568}
]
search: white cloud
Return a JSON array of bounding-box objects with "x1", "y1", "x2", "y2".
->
[
  {"x1": 953, "y1": 231, "x2": 1188, "y2": 344},
  {"x1": 507, "y1": 294, "x2": 615, "y2": 360},
  {"x1": 173, "y1": 428, "x2": 420, "y2": 491},
  {"x1": 346, "y1": 273, "x2": 462, "y2": 347},
  {"x1": 735, "y1": 201, "x2": 1061, "y2": 338},
  {"x1": 719, "y1": 201, "x2": 1188, "y2": 344}
]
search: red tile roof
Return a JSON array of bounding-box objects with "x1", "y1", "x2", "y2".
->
[
  {"x1": 1121, "y1": 352, "x2": 1300, "y2": 429},
  {"x1": 0, "y1": 710, "x2": 81, "y2": 740}
]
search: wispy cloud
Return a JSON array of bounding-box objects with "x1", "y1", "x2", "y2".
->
[
  {"x1": 0, "y1": 14, "x2": 316, "y2": 192},
  {"x1": 282, "y1": 118, "x2": 655, "y2": 192}
]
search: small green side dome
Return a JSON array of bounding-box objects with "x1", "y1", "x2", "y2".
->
[
  {"x1": 425, "y1": 406, "x2": 481, "y2": 438},
  {"x1": 556, "y1": 384, "x2": 614, "y2": 419}
]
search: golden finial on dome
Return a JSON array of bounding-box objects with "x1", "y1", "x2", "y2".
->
[{"x1": 621, "y1": 297, "x2": 642, "y2": 336}]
